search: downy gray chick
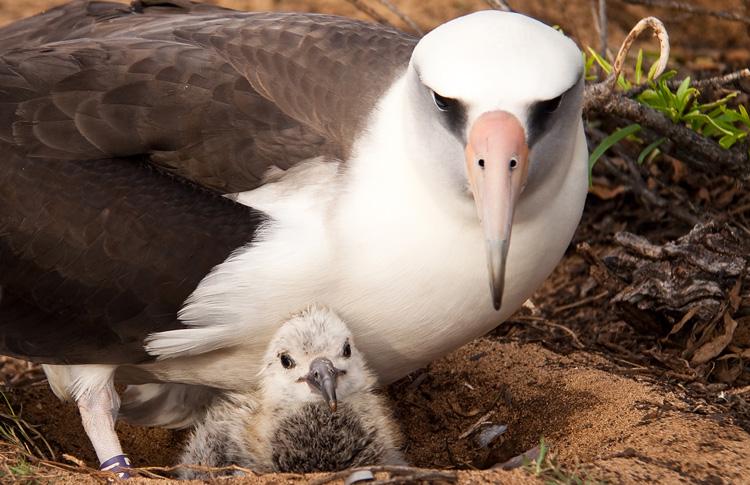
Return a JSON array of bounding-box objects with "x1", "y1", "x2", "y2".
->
[{"x1": 179, "y1": 305, "x2": 404, "y2": 478}]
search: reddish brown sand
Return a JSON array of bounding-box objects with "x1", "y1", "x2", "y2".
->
[{"x1": 4, "y1": 339, "x2": 750, "y2": 483}]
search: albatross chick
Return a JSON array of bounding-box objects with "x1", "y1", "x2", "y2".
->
[{"x1": 178, "y1": 306, "x2": 404, "y2": 478}]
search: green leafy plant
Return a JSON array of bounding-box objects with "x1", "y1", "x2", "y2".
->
[
  {"x1": 6, "y1": 458, "x2": 34, "y2": 477},
  {"x1": 523, "y1": 438, "x2": 602, "y2": 485},
  {"x1": 588, "y1": 124, "x2": 642, "y2": 180},
  {"x1": 585, "y1": 48, "x2": 750, "y2": 176}
]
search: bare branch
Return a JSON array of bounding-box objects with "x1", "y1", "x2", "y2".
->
[
  {"x1": 343, "y1": 0, "x2": 396, "y2": 28},
  {"x1": 625, "y1": 68, "x2": 750, "y2": 97},
  {"x1": 590, "y1": 1, "x2": 602, "y2": 54},
  {"x1": 610, "y1": 16, "x2": 669, "y2": 90},
  {"x1": 373, "y1": 0, "x2": 423, "y2": 35},
  {"x1": 598, "y1": 0, "x2": 609, "y2": 57},
  {"x1": 584, "y1": 88, "x2": 750, "y2": 181},
  {"x1": 578, "y1": 17, "x2": 744, "y2": 180},
  {"x1": 483, "y1": 0, "x2": 514, "y2": 12},
  {"x1": 584, "y1": 17, "x2": 748, "y2": 181},
  {"x1": 309, "y1": 465, "x2": 457, "y2": 485},
  {"x1": 620, "y1": 0, "x2": 750, "y2": 26}
]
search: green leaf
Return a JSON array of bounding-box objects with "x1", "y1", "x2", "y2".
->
[
  {"x1": 583, "y1": 51, "x2": 598, "y2": 81},
  {"x1": 647, "y1": 59, "x2": 660, "y2": 81},
  {"x1": 637, "y1": 137, "x2": 665, "y2": 165},
  {"x1": 635, "y1": 49, "x2": 644, "y2": 85},
  {"x1": 686, "y1": 111, "x2": 736, "y2": 137},
  {"x1": 588, "y1": 124, "x2": 642, "y2": 182},
  {"x1": 586, "y1": 47, "x2": 613, "y2": 75},
  {"x1": 675, "y1": 76, "x2": 692, "y2": 101},
  {"x1": 536, "y1": 437, "x2": 548, "y2": 475},
  {"x1": 737, "y1": 104, "x2": 750, "y2": 127},
  {"x1": 696, "y1": 92, "x2": 738, "y2": 112},
  {"x1": 616, "y1": 74, "x2": 630, "y2": 90}
]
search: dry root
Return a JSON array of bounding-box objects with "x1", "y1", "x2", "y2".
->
[{"x1": 580, "y1": 222, "x2": 749, "y2": 384}]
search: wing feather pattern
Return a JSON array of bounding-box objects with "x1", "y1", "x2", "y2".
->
[
  {"x1": 0, "y1": 0, "x2": 418, "y2": 192},
  {"x1": 0, "y1": 144, "x2": 265, "y2": 364},
  {"x1": 0, "y1": 0, "x2": 417, "y2": 363}
]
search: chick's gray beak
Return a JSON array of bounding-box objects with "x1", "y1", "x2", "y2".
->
[{"x1": 302, "y1": 357, "x2": 343, "y2": 412}]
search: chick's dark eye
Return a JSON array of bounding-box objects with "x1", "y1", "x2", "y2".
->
[
  {"x1": 279, "y1": 353, "x2": 295, "y2": 369},
  {"x1": 432, "y1": 91, "x2": 454, "y2": 111},
  {"x1": 342, "y1": 341, "x2": 352, "y2": 358}
]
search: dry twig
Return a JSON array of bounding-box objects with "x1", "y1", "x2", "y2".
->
[
  {"x1": 458, "y1": 409, "x2": 494, "y2": 440},
  {"x1": 373, "y1": 0, "x2": 422, "y2": 35},
  {"x1": 621, "y1": 0, "x2": 750, "y2": 26},
  {"x1": 513, "y1": 316, "x2": 586, "y2": 349},
  {"x1": 483, "y1": 0, "x2": 513, "y2": 12},
  {"x1": 552, "y1": 290, "x2": 609, "y2": 315},
  {"x1": 727, "y1": 384, "x2": 750, "y2": 396},
  {"x1": 594, "y1": 0, "x2": 608, "y2": 57},
  {"x1": 608, "y1": 16, "x2": 670, "y2": 90},
  {"x1": 343, "y1": 0, "x2": 396, "y2": 28},
  {"x1": 625, "y1": 68, "x2": 750, "y2": 97},
  {"x1": 309, "y1": 465, "x2": 457, "y2": 485}
]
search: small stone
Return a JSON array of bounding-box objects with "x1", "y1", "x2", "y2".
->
[
  {"x1": 476, "y1": 424, "x2": 507, "y2": 448},
  {"x1": 345, "y1": 470, "x2": 375, "y2": 485}
]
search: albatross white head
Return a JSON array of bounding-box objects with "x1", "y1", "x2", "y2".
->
[{"x1": 402, "y1": 10, "x2": 584, "y2": 310}]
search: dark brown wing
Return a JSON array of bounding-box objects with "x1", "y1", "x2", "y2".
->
[
  {"x1": 0, "y1": 1, "x2": 416, "y2": 364},
  {"x1": 0, "y1": 1, "x2": 418, "y2": 192},
  {"x1": 0, "y1": 37, "x2": 334, "y2": 192},
  {"x1": 0, "y1": 1, "x2": 237, "y2": 50},
  {"x1": 0, "y1": 141, "x2": 265, "y2": 364}
]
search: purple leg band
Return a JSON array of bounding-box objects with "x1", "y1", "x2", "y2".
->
[{"x1": 100, "y1": 454, "x2": 132, "y2": 478}]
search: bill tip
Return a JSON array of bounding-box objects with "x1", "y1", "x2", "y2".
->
[{"x1": 493, "y1": 296, "x2": 502, "y2": 311}]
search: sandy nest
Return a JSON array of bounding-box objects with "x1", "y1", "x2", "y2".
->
[
  {"x1": 1, "y1": 0, "x2": 749, "y2": 483},
  {"x1": 3, "y1": 338, "x2": 749, "y2": 483}
]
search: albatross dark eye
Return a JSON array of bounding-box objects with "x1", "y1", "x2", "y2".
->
[
  {"x1": 342, "y1": 340, "x2": 352, "y2": 358},
  {"x1": 279, "y1": 353, "x2": 295, "y2": 369},
  {"x1": 528, "y1": 93, "x2": 566, "y2": 146},
  {"x1": 537, "y1": 94, "x2": 563, "y2": 114},
  {"x1": 432, "y1": 91, "x2": 454, "y2": 111}
]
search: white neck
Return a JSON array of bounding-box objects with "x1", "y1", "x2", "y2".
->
[{"x1": 143, "y1": 73, "x2": 588, "y2": 388}]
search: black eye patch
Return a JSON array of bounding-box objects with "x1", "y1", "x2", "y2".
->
[
  {"x1": 430, "y1": 89, "x2": 467, "y2": 142},
  {"x1": 537, "y1": 95, "x2": 563, "y2": 114},
  {"x1": 527, "y1": 94, "x2": 564, "y2": 146}
]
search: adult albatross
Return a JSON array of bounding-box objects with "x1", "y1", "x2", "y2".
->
[{"x1": 0, "y1": 0, "x2": 587, "y2": 473}]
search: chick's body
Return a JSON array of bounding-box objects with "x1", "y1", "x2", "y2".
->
[{"x1": 179, "y1": 306, "x2": 404, "y2": 478}]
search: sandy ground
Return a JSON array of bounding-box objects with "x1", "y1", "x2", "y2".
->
[
  {"x1": 0, "y1": 0, "x2": 749, "y2": 483},
  {"x1": 4, "y1": 338, "x2": 750, "y2": 483}
]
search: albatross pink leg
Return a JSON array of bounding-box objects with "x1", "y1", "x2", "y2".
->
[
  {"x1": 76, "y1": 380, "x2": 131, "y2": 477},
  {"x1": 43, "y1": 364, "x2": 132, "y2": 477}
]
